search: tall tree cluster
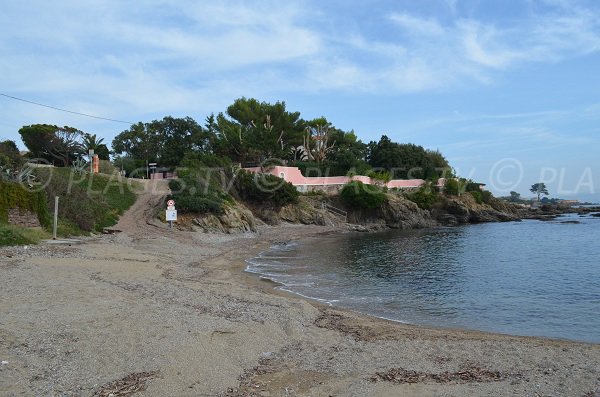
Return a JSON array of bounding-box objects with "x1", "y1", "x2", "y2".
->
[
  {"x1": 18, "y1": 124, "x2": 110, "y2": 166},
  {"x1": 112, "y1": 117, "x2": 208, "y2": 167},
  {"x1": 12, "y1": 97, "x2": 451, "y2": 179},
  {"x1": 113, "y1": 98, "x2": 451, "y2": 178},
  {"x1": 367, "y1": 135, "x2": 450, "y2": 179}
]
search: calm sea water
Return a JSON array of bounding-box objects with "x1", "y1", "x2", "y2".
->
[{"x1": 246, "y1": 213, "x2": 600, "y2": 343}]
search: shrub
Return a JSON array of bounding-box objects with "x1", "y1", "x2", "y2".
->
[
  {"x1": 168, "y1": 159, "x2": 237, "y2": 215},
  {"x1": 405, "y1": 185, "x2": 439, "y2": 209},
  {"x1": 340, "y1": 181, "x2": 387, "y2": 209},
  {"x1": 0, "y1": 224, "x2": 35, "y2": 246},
  {"x1": 470, "y1": 190, "x2": 483, "y2": 204},
  {"x1": 443, "y1": 178, "x2": 461, "y2": 196},
  {"x1": 481, "y1": 190, "x2": 493, "y2": 204},
  {"x1": 99, "y1": 160, "x2": 115, "y2": 174},
  {"x1": 174, "y1": 195, "x2": 224, "y2": 214},
  {"x1": 0, "y1": 180, "x2": 51, "y2": 227},
  {"x1": 112, "y1": 156, "x2": 146, "y2": 178},
  {"x1": 465, "y1": 181, "x2": 483, "y2": 192},
  {"x1": 33, "y1": 168, "x2": 136, "y2": 233},
  {"x1": 367, "y1": 170, "x2": 392, "y2": 183},
  {"x1": 234, "y1": 170, "x2": 299, "y2": 207}
]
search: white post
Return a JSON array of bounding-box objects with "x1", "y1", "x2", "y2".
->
[
  {"x1": 53, "y1": 196, "x2": 59, "y2": 240},
  {"x1": 88, "y1": 149, "x2": 94, "y2": 174}
]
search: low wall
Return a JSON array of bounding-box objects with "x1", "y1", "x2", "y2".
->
[
  {"x1": 244, "y1": 166, "x2": 441, "y2": 192},
  {"x1": 7, "y1": 208, "x2": 41, "y2": 228},
  {"x1": 151, "y1": 172, "x2": 177, "y2": 180},
  {"x1": 296, "y1": 184, "x2": 346, "y2": 194}
]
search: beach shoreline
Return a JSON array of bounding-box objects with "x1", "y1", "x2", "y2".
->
[{"x1": 1, "y1": 223, "x2": 599, "y2": 396}]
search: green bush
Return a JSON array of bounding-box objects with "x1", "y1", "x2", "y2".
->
[
  {"x1": 340, "y1": 181, "x2": 387, "y2": 209},
  {"x1": 0, "y1": 224, "x2": 34, "y2": 246},
  {"x1": 481, "y1": 190, "x2": 493, "y2": 204},
  {"x1": 465, "y1": 181, "x2": 483, "y2": 192},
  {"x1": 33, "y1": 168, "x2": 136, "y2": 233},
  {"x1": 443, "y1": 178, "x2": 461, "y2": 196},
  {"x1": 112, "y1": 156, "x2": 146, "y2": 178},
  {"x1": 168, "y1": 160, "x2": 235, "y2": 215},
  {"x1": 234, "y1": 170, "x2": 299, "y2": 207},
  {"x1": 99, "y1": 160, "x2": 115, "y2": 174},
  {"x1": 182, "y1": 152, "x2": 233, "y2": 169},
  {"x1": 405, "y1": 185, "x2": 439, "y2": 209},
  {"x1": 470, "y1": 190, "x2": 483, "y2": 204},
  {"x1": 174, "y1": 195, "x2": 224, "y2": 214},
  {"x1": 367, "y1": 170, "x2": 391, "y2": 183},
  {"x1": 0, "y1": 180, "x2": 51, "y2": 227}
]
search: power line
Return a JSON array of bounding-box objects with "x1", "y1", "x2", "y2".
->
[{"x1": 0, "y1": 92, "x2": 135, "y2": 124}]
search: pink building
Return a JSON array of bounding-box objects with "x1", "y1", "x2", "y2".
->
[{"x1": 244, "y1": 166, "x2": 444, "y2": 193}]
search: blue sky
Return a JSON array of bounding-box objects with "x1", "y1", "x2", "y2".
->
[{"x1": 1, "y1": 0, "x2": 600, "y2": 200}]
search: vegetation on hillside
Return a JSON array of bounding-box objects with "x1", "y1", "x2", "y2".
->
[
  {"x1": 340, "y1": 181, "x2": 387, "y2": 210},
  {"x1": 0, "y1": 179, "x2": 50, "y2": 226},
  {"x1": 167, "y1": 155, "x2": 235, "y2": 215},
  {"x1": 33, "y1": 168, "x2": 137, "y2": 234},
  {"x1": 0, "y1": 223, "x2": 50, "y2": 246},
  {"x1": 108, "y1": 98, "x2": 452, "y2": 181},
  {"x1": 4, "y1": 96, "x2": 504, "y2": 230}
]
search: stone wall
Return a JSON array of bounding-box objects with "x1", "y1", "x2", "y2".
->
[
  {"x1": 7, "y1": 208, "x2": 41, "y2": 228},
  {"x1": 297, "y1": 184, "x2": 344, "y2": 195}
]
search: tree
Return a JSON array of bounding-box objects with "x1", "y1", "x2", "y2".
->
[
  {"x1": 112, "y1": 117, "x2": 207, "y2": 167},
  {"x1": 148, "y1": 116, "x2": 208, "y2": 166},
  {"x1": 212, "y1": 97, "x2": 305, "y2": 165},
  {"x1": 509, "y1": 191, "x2": 521, "y2": 202},
  {"x1": 530, "y1": 183, "x2": 549, "y2": 201},
  {"x1": 426, "y1": 149, "x2": 450, "y2": 176},
  {"x1": 18, "y1": 124, "x2": 84, "y2": 166},
  {"x1": 112, "y1": 122, "x2": 159, "y2": 165},
  {"x1": 367, "y1": 136, "x2": 437, "y2": 179},
  {"x1": 83, "y1": 134, "x2": 110, "y2": 160},
  {"x1": 0, "y1": 140, "x2": 22, "y2": 167},
  {"x1": 18, "y1": 124, "x2": 57, "y2": 162},
  {"x1": 303, "y1": 118, "x2": 335, "y2": 164},
  {"x1": 325, "y1": 129, "x2": 370, "y2": 176},
  {"x1": 47, "y1": 127, "x2": 85, "y2": 166}
]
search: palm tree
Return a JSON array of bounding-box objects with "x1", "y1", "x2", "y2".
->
[{"x1": 82, "y1": 134, "x2": 105, "y2": 152}]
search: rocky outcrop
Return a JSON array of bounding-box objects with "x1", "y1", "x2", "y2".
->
[
  {"x1": 278, "y1": 202, "x2": 328, "y2": 225},
  {"x1": 192, "y1": 205, "x2": 260, "y2": 234},
  {"x1": 188, "y1": 192, "x2": 545, "y2": 234},
  {"x1": 433, "y1": 196, "x2": 521, "y2": 225},
  {"x1": 431, "y1": 194, "x2": 526, "y2": 226},
  {"x1": 379, "y1": 195, "x2": 437, "y2": 229}
]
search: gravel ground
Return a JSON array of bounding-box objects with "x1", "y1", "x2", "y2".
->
[{"x1": 1, "y1": 180, "x2": 599, "y2": 396}]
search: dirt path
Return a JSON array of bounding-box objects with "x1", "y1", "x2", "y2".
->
[{"x1": 110, "y1": 179, "x2": 170, "y2": 236}]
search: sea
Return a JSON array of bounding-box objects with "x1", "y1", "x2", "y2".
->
[{"x1": 246, "y1": 213, "x2": 600, "y2": 343}]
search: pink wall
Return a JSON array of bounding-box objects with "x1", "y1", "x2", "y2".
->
[{"x1": 244, "y1": 166, "x2": 442, "y2": 190}]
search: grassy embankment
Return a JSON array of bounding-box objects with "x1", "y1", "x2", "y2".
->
[{"x1": 0, "y1": 169, "x2": 137, "y2": 246}]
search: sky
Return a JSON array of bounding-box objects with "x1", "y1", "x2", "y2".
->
[{"x1": 1, "y1": 0, "x2": 600, "y2": 200}]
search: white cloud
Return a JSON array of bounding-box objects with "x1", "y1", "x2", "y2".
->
[
  {"x1": 2, "y1": 0, "x2": 600, "y2": 145},
  {"x1": 459, "y1": 21, "x2": 522, "y2": 68},
  {"x1": 389, "y1": 13, "x2": 445, "y2": 36}
]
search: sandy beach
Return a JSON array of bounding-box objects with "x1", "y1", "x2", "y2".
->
[{"x1": 1, "y1": 186, "x2": 599, "y2": 396}]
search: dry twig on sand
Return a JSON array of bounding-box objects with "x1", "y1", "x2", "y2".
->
[
  {"x1": 369, "y1": 366, "x2": 516, "y2": 384},
  {"x1": 95, "y1": 371, "x2": 158, "y2": 397}
]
